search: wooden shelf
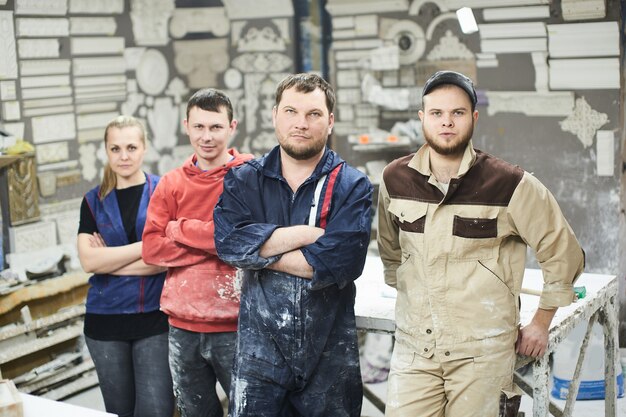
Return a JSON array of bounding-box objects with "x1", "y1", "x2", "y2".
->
[{"x1": 0, "y1": 155, "x2": 20, "y2": 169}]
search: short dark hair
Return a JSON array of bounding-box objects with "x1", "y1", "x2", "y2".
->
[
  {"x1": 275, "y1": 73, "x2": 336, "y2": 113},
  {"x1": 186, "y1": 88, "x2": 233, "y2": 121}
]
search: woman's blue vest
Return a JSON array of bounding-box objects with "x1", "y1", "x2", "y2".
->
[{"x1": 83, "y1": 173, "x2": 165, "y2": 314}]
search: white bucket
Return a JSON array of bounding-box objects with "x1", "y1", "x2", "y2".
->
[{"x1": 552, "y1": 321, "x2": 624, "y2": 400}]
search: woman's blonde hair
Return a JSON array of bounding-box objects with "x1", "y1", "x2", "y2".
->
[{"x1": 99, "y1": 115, "x2": 147, "y2": 201}]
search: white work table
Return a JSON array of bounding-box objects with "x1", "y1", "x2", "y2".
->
[
  {"x1": 20, "y1": 393, "x2": 115, "y2": 417},
  {"x1": 354, "y1": 255, "x2": 619, "y2": 417}
]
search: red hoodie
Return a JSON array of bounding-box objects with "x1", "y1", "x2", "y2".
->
[{"x1": 142, "y1": 149, "x2": 253, "y2": 333}]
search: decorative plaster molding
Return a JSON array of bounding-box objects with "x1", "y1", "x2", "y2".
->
[
  {"x1": 480, "y1": 38, "x2": 546, "y2": 53},
  {"x1": 16, "y1": 18, "x2": 69, "y2": 38},
  {"x1": 73, "y1": 57, "x2": 126, "y2": 76},
  {"x1": 549, "y1": 58, "x2": 619, "y2": 90},
  {"x1": 485, "y1": 91, "x2": 574, "y2": 116},
  {"x1": 74, "y1": 75, "x2": 127, "y2": 87},
  {"x1": 0, "y1": 80, "x2": 16, "y2": 101},
  {"x1": 238, "y1": 26, "x2": 287, "y2": 52},
  {"x1": 174, "y1": 39, "x2": 230, "y2": 88},
  {"x1": 165, "y1": 77, "x2": 189, "y2": 105},
  {"x1": 76, "y1": 102, "x2": 118, "y2": 114},
  {"x1": 70, "y1": 17, "x2": 117, "y2": 35},
  {"x1": 9, "y1": 222, "x2": 57, "y2": 254},
  {"x1": 223, "y1": 0, "x2": 294, "y2": 19},
  {"x1": 169, "y1": 7, "x2": 229, "y2": 39},
  {"x1": 31, "y1": 113, "x2": 76, "y2": 144},
  {"x1": 383, "y1": 19, "x2": 426, "y2": 64},
  {"x1": 410, "y1": 0, "x2": 548, "y2": 14},
  {"x1": 425, "y1": 12, "x2": 456, "y2": 40},
  {"x1": 561, "y1": 0, "x2": 606, "y2": 21},
  {"x1": 326, "y1": 0, "x2": 408, "y2": 15},
  {"x1": 23, "y1": 105, "x2": 75, "y2": 117},
  {"x1": 71, "y1": 37, "x2": 125, "y2": 56},
  {"x1": 478, "y1": 22, "x2": 546, "y2": 39},
  {"x1": 136, "y1": 48, "x2": 169, "y2": 96},
  {"x1": 23, "y1": 97, "x2": 73, "y2": 109},
  {"x1": 22, "y1": 86, "x2": 72, "y2": 100},
  {"x1": 229, "y1": 51, "x2": 290, "y2": 74},
  {"x1": 426, "y1": 30, "x2": 474, "y2": 61},
  {"x1": 76, "y1": 111, "x2": 118, "y2": 131},
  {"x1": 224, "y1": 69, "x2": 243, "y2": 90},
  {"x1": 130, "y1": 0, "x2": 174, "y2": 46},
  {"x1": 18, "y1": 39, "x2": 60, "y2": 59},
  {"x1": 596, "y1": 130, "x2": 614, "y2": 176},
  {"x1": 483, "y1": 6, "x2": 550, "y2": 21},
  {"x1": 69, "y1": 0, "x2": 124, "y2": 14},
  {"x1": 531, "y1": 51, "x2": 548, "y2": 92},
  {"x1": 21, "y1": 75, "x2": 70, "y2": 89},
  {"x1": 3, "y1": 122, "x2": 25, "y2": 139},
  {"x1": 333, "y1": 39, "x2": 382, "y2": 50},
  {"x1": 559, "y1": 97, "x2": 608, "y2": 148},
  {"x1": 2, "y1": 101, "x2": 20, "y2": 121},
  {"x1": 147, "y1": 97, "x2": 178, "y2": 151},
  {"x1": 79, "y1": 143, "x2": 98, "y2": 181},
  {"x1": 0, "y1": 11, "x2": 18, "y2": 80},
  {"x1": 36, "y1": 141, "x2": 70, "y2": 165},
  {"x1": 547, "y1": 22, "x2": 618, "y2": 58},
  {"x1": 20, "y1": 59, "x2": 70, "y2": 76},
  {"x1": 16, "y1": 0, "x2": 67, "y2": 15}
]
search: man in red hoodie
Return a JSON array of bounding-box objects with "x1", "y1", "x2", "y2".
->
[{"x1": 142, "y1": 88, "x2": 253, "y2": 417}]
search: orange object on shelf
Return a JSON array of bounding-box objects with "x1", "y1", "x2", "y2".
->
[
  {"x1": 358, "y1": 134, "x2": 370, "y2": 144},
  {"x1": 386, "y1": 135, "x2": 398, "y2": 142}
]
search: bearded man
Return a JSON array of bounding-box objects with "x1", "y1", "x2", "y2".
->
[{"x1": 377, "y1": 70, "x2": 585, "y2": 417}]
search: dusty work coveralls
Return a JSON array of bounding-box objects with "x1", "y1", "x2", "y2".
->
[{"x1": 214, "y1": 146, "x2": 373, "y2": 417}]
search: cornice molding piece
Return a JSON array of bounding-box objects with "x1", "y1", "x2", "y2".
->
[
  {"x1": 71, "y1": 37, "x2": 125, "y2": 56},
  {"x1": 531, "y1": 51, "x2": 548, "y2": 92},
  {"x1": 23, "y1": 97, "x2": 73, "y2": 109},
  {"x1": 73, "y1": 57, "x2": 126, "y2": 76},
  {"x1": 70, "y1": 17, "x2": 117, "y2": 35},
  {"x1": 69, "y1": 0, "x2": 124, "y2": 14},
  {"x1": 21, "y1": 86, "x2": 72, "y2": 100},
  {"x1": 36, "y1": 141, "x2": 70, "y2": 165},
  {"x1": 485, "y1": 91, "x2": 574, "y2": 116},
  {"x1": 170, "y1": 7, "x2": 229, "y2": 39},
  {"x1": 596, "y1": 130, "x2": 614, "y2": 176},
  {"x1": 2, "y1": 101, "x2": 20, "y2": 121},
  {"x1": 480, "y1": 38, "x2": 546, "y2": 54},
  {"x1": 173, "y1": 39, "x2": 229, "y2": 88},
  {"x1": 231, "y1": 51, "x2": 292, "y2": 73},
  {"x1": 425, "y1": 12, "x2": 456, "y2": 41},
  {"x1": 18, "y1": 39, "x2": 60, "y2": 59},
  {"x1": 547, "y1": 22, "x2": 618, "y2": 58},
  {"x1": 16, "y1": 0, "x2": 67, "y2": 15},
  {"x1": 0, "y1": 80, "x2": 17, "y2": 100},
  {"x1": 223, "y1": 0, "x2": 294, "y2": 19},
  {"x1": 21, "y1": 75, "x2": 70, "y2": 89},
  {"x1": 0, "y1": 12, "x2": 17, "y2": 80},
  {"x1": 478, "y1": 22, "x2": 546, "y2": 39},
  {"x1": 9, "y1": 222, "x2": 56, "y2": 254},
  {"x1": 549, "y1": 58, "x2": 619, "y2": 90},
  {"x1": 559, "y1": 96, "x2": 608, "y2": 148},
  {"x1": 483, "y1": 6, "x2": 550, "y2": 21},
  {"x1": 16, "y1": 18, "x2": 69, "y2": 38},
  {"x1": 20, "y1": 59, "x2": 70, "y2": 76},
  {"x1": 238, "y1": 26, "x2": 288, "y2": 52},
  {"x1": 326, "y1": 0, "x2": 408, "y2": 16},
  {"x1": 31, "y1": 113, "x2": 76, "y2": 144},
  {"x1": 561, "y1": 0, "x2": 606, "y2": 21},
  {"x1": 23, "y1": 104, "x2": 75, "y2": 117},
  {"x1": 76, "y1": 111, "x2": 118, "y2": 131},
  {"x1": 410, "y1": 0, "x2": 548, "y2": 15},
  {"x1": 74, "y1": 75, "x2": 126, "y2": 87}
]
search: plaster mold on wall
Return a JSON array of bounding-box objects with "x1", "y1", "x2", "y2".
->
[
  {"x1": 547, "y1": 22, "x2": 618, "y2": 58},
  {"x1": 8, "y1": 221, "x2": 57, "y2": 254},
  {"x1": 485, "y1": 91, "x2": 574, "y2": 117},
  {"x1": 369, "y1": 45, "x2": 400, "y2": 70},
  {"x1": 559, "y1": 97, "x2": 608, "y2": 148},
  {"x1": 354, "y1": 15, "x2": 378, "y2": 37},
  {"x1": 79, "y1": 143, "x2": 98, "y2": 182},
  {"x1": 483, "y1": 5, "x2": 550, "y2": 21},
  {"x1": 333, "y1": 39, "x2": 382, "y2": 50},
  {"x1": 475, "y1": 53, "x2": 498, "y2": 68},
  {"x1": 426, "y1": 30, "x2": 474, "y2": 61},
  {"x1": 36, "y1": 141, "x2": 70, "y2": 165},
  {"x1": 48, "y1": 210, "x2": 80, "y2": 245},
  {"x1": 223, "y1": 69, "x2": 243, "y2": 90},
  {"x1": 23, "y1": 97, "x2": 73, "y2": 109},
  {"x1": 337, "y1": 70, "x2": 361, "y2": 88},
  {"x1": 76, "y1": 111, "x2": 118, "y2": 131},
  {"x1": 231, "y1": 52, "x2": 292, "y2": 73},
  {"x1": 2, "y1": 101, "x2": 20, "y2": 121},
  {"x1": 75, "y1": 102, "x2": 118, "y2": 114},
  {"x1": 31, "y1": 113, "x2": 76, "y2": 144},
  {"x1": 382, "y1": 19, "x2": 425, "y2": 64},
  {"x1": 23, "y1": 105, "x2": 75, "y2": 117},
  {"x1": 74, "y1": 75, "x2": 126, "y2": 88},
  {"x1": 130, "y1": 0, "x2": 174, "y2": 46},
  {"x1": 16, "y1": 0, "x2": 67, "y2": 15},
  {"x1": 20, "y1": 59, "x2": 70, "y2": 76},
  {"x1": 169, "y1": 7, "x2": 229, "y2": 39},
  {"x1": 479, "y1": 22, "x2": 546, "y2": 39},
  {"x1": 409, "y1": 0, "x2": 549, "y2": 15},
  {"x1": 362, "y1": 74, "x2": 410, "y2": 110},
  {"x1": 223, "y1": 0, "x2": 294, "y2": 19},
  {"x1": 0, "y1": 81, "x2": 16, "y2": 101},
  {"x1": 326, "y1": 0, "x2": 408, "y2": 16},
  {"x1": 561, "y1": 0, "x2": 606, "y2": 21},
  {"x1": 3, "y1": 122, "x2": 24, "y2": 139},
  {"x1": 71, "y1": 37, "x2": 125, "y2": 56},
  {"x1": 73, "y1": 57, "x2": 126, "y2": 76},
  {"x1": 480, "y1": 38, "x2": 547, "y2": 54},
  {"x1": 272, "y1": 19, "x2": 291, "y2": 42},
  {"x1": 0, "y1": 12, "x2": 18, "y2": 80},
  {"x1": 335, "y1": 50, "x2": 370, "y2": 62},
  {"x1": 15, "y1": 18, "x2": 69, "y2": 38},
  {"x1": 21, "y1": 75, "x2": 70, "y2": 89},
  {"x1": 596, "y1": 130, "x2": 614, "y2": 177},
  {"x1": 165, "y1": 77, "x2": 189, "y2": 105},
  {"x1": 56, "y1": 169, "x2": 82, "y2": 188},
  {"x1": 70, "y1": 17, "x2": 117, "y2": 35},
  {"x1": 69, "y1": 0, "x2": 124, "y2": 14},
  {"x1": 147, "y1": 97, "x2": 178, "y2": 151},
  {"x1": 531, "y1": 52, "x2": 548, "y2": 92},
  {"x1": 174, "y1": 39, "x2": 229, "y2": 88},
  {"x1": 549, "y1": 58, "x2": 619, "y2": 90},
  {"x1": 40, "y1": 198, "x2": 82, "y2": 217},
  {"x1": 238, "y1": 26, "x2": 287, "y2": 52},
  {"x1": 424, "y1": 12, "x2": 456, "y2": 40},
  {"x1": 22, "y1": 86, "x2": 72, "y2": 100},
  {"x1": 74, "y1": 88, "x2": 126, "y2": 104},
  {"x1": 124, "y1": 47, "x2": 147, "y2": 71},
  {"x1": 136, "y1": 48, "x2": 169, "y2": 96},
  {"x1": 18, "y1": 39, "x2": 61, "y2": 58},
  {"x1": 382, "y1": 71, "x2": 398, "y2": 87}
]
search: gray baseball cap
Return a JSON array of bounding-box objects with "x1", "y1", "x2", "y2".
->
[{"x1": 422, "y1": 70, "x2": 477, "y2": 110}]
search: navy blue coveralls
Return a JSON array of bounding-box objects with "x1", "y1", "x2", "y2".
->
[{"x1": 214, "y1": 146, "x2": 373, "y2": 417}]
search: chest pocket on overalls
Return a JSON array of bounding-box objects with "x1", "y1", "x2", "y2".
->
[
  {"x1": 450, "y1": 208, "x2": 499, "y2": 260},
  {"x1": 388, "y1": 199, "x2": 428, "y2": 258}
]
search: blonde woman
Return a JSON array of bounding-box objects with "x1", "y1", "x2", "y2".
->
[{"x1": 77, "y1": 116, "x2": 174, "y2": 417}]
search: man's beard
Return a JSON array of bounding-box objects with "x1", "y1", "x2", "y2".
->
[
  {"x1": 423, "y1": 122, "x2": 474, "y2": 156},
  {"x1": 279, "y1": 136, "x2": 327, "y2": 160}
]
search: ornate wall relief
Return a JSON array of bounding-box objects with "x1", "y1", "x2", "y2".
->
[{"x1": 559, "y1": 97, "x2": 608, "y2": 148}]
